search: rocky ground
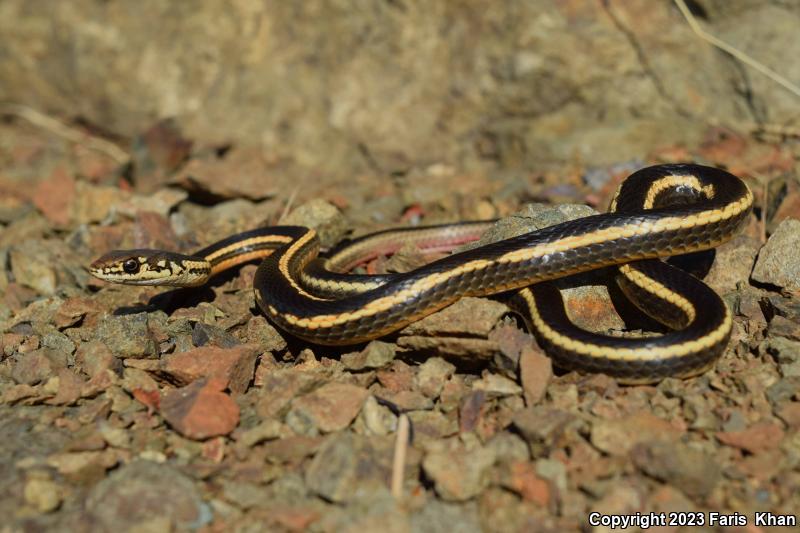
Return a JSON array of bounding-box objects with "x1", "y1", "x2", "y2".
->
[{"x1": 2, "y1": 1, "x2": 800, "y2": 532}]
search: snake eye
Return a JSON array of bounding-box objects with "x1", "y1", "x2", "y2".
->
[{"x1": 122, "y1": 259, "x2": 140, "y2": 274}]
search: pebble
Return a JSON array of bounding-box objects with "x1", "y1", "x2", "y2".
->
[
  {"x1": 9, "y1": 240, "x2": 59, "y2": 294},
  {"x1": 513, "y1": 407, "x2": 580, "y2": 454},
  {"x1": 409, "y1": 500, "x2": 482, "y2": 533},
  {"x1": 341, "y1": 341, "x2": 397, "y2": 371},
  {"x1": 94, "y1": 313, "x2": 156, "y2": 359},
  {"x1": 237, "y1": 419, "x2": 283, "y2": 447},
  {"x1": 23, "y1": 470, "x2": 62, "y2": 513},
  {"x1": 705, "y1": 234, "x2": 761, "y2": 294},
  {"x1": 472, "y1": 372, "x2": 522, "y2": 398},
  {"x1": 161, "y1": 344, "x2": 259, "y2": 393},
  {"x1": 752, "y1": 218, "x2": 800, "y2": 293},
  {"x1": 256, "y1": 369, "x2": 330, "y2": 419},
  {"x1": 408, "y1": 410, "x2": 459, "y2": 443},
  {"x1": 243, "y1": 316, "x2": 288, "y2": 352},
  {"x1": 518, "y1": 345, "x2": 552, "y2": 406},
  {"x1": 75, "y1": 340, "x2": 120, "y2": 378},
  {"x1": 630, "y1": 440, "x2": 721, "y2": 498},
  {"x1": 160, "y1": 378, "x2": 240, "y2": 440},
  {"x1": 359, "y1": 395, "x2": 397, "y2": 436},
  {"x1": 283, "y1": 198, "x2": 348, "y2": 248},
  {"x1": 590, "y1": 412, "x2": 682, "y2": 456},
  {"x1": 416, "y1": 357, "x2": 456, "y2": 399},
  {"x1": 85, "y1": 460, "x2": 210, "y2": 531},
  {"x1": 31, "y1": 167, "x2": 74, "y2": 227},
  {"x1": 716, "y1": 421, "x2": 785, "y2": 453},
  {"x1": 497, "y1": 460, "x2": 551, "y2": 506},
  {"x1": 172, "y1": 146, "x2": 294, "y2": 201},
  {"x1": 11, "y1": 348, "x2": 66, "y2": 385},
  {"x1": 401, "y1": 297, "x2": 508, "y2": 338},
  {"x1": 305, "y1": 433, "x2": 391, "y2": 503},
  {"x1": 286, "y1": 382, "x2": 369, "y2": 434},
  {"x1": 422, "y1": 443, "x2": 496, "y2": 501}
]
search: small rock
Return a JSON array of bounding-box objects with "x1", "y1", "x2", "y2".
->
[
  {"x1": 497, "y1": 460, "x2": 551, "y2": 506},
  {"x1": 244, "y1": 316, "x2": 288, "y2": 352},
  {"x1": 769, "y1": 315, "x2": 800, "y2": 342},
  {"x1": 237, "y1": 419, "x2": 283, "y2": 447},
  {"x1": 75, "y1": 340, "x2": 120, "y2": 378},
  {"x1": 94, "y1": 313, "x2": 156, "y2": 359},
  {"x1": 23, "y1": 471, "x2": 62, "y2": 513},
  {"x1": 283, "y1": 198, "x2": 348, "y2": 248},
  {"x1": 401, "y1": 297, "x2": 507, "y2": 337},
  {"x1": 458, "y1": 390, "x2": 486, "y2": 433},
  {"x1": 374, "y1": 388, "x2": 434, "y2": 411},
  {"x1": 422, "y1": 443, "x2": 496, "y2": 501},
  {"x1": 341, "y1": 341, "x2": 396, "y2": 371},
  {"x1": 513, "y1": 408, "x2": 579, "y2": 454},
  {"x1": 256, "y1": 369, "x2": 329, "y2": 419},
  {"x1": 9, "y1": 240, "x2": 58, "y2": 294},
  {"x1": 752, "y1": 218, "x2": 800, "y2": 293},
  {"x1": 286, "y1": 382, "x2": 369, "y2": 434},
  {"x1": 172, "y1": 146, "x2": 291, "y2": 201},
  {"x1": 408, "y1": 410, "x2": 459, "y2": 443},
  {"x1": 47, "y1": 368, "x2": 85, "y2": 405},
  {"x1": 716, "y1": 421, "x2": 785, "y2": 453},
  {"x1": 398, "y1": 335, "x2": 499, "y2": 360},
  {"x1": 519, "y1": 345, "x2": 552, "y2": 406},
  {"x1": 160, "y1": 378, "x2": 240, "y2": 440},
  {"x1": 705, "y1": 234, "x2": 761, "y2": 294},
  {"x1": 161, "y1": 344, "x2": 259, "y2": 393},
  {"x1": 85, "y1": 460, "x2": 209, "y2": 531},
  {"x1": 472, "y1": 372, "x2": 522, "y2": 398},
  {"x1": 376, "y1": 360, "x2": 415, "y2": 392},
  {"x1": 305, "y1": 433, "x2": 391, "y2": 503},
  {"x1": 776, "y1": 402, "x2": 800, "y2": 429},
  {"x1": 410, "y1": 500, "x2": 483, "y2": 533},
  {"x1": 416, "y1": 357, "x2": 456, "y2": 398},
  {"x1": 54, "y1": 297, "x2": 102, "y2": 329},
  {"x1": 11, "y1": 349, "x2": 63, "y2": 385},
  {"x1": 630, "y1": 441, "x2": 721, "y2": 498},
  {"x1": 32, "y1": 167, "x2": 75, "y2": 227},
  {"x1": 590, "y1": 412, "x2": 683, "y2": 456},
  {"x1": 360, "y1": 395, "x2": 397, "y2": 436}
]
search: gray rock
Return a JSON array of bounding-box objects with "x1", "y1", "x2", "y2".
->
[
  {"x1": 94, "y1": 313, "x2": 156, "y2": 359},
  {"x1": 305, "y1": 433, "x2": 391, "y2": 503},
  {"x1": 85, "y1": 460, "x2": 211, "y2": 532},
  {"x1": 422, "y1": 444, "x2": 496, "y2": 501},
  {"x1": 341, "y1": 341, "x2": 397, "y2": 371},
  {"x1": 752, "y1": 219, "x2": 800, "y2": 292}
]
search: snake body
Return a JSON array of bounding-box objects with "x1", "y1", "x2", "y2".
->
[{"x1": 90, "y1": 164, "x2": 753, "y2": 383}]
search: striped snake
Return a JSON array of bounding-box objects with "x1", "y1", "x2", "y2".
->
[{"x1": 90, "y1": 164, "x2": 753, "y2": 383}]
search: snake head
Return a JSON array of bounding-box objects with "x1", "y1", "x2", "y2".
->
[{"x1": 89, "y1": 249, "x2": 209, "y2": 287}]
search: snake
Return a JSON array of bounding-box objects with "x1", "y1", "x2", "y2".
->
[{"x1": 90, "y1": 163, "x2": 753, "y2": 383}]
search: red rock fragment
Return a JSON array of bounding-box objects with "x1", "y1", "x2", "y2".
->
[
  {"x1": 54, "y1": 297, "x2": 102, "y2": 329},
  {"x1": 289, "y1": 383, "x2": 369, "y2": 433},
  {"x1": 160, "y1": 378, "x2": 240, "y2": 440},
  {"x1": 505, "y1": 461, "x2": 551, "y2": 507},
  {"x1": 131, "y1": 388, "x2": 161, "y2": 413},
  {"x1": 48, "y1": 369, "x2": 86, "y2": 405},
  {"x1": 519, "y1": 345, "x2": 552, "y2": 406},
  {"x1": 459, "y1": 390, "x2": 486, "y2": 433},
  {"x1": 161, "y1": 344, "x2": 259, "y2": 394},
  {"x1": 32, "y1": 167, "x2": 75, "y2": 226},
  {"x1": 716, "y1": 421, "x2": 785, "y2": 454},
  {"x1": 776, "y1": 403, "x2": 800, "y2": 429}
]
